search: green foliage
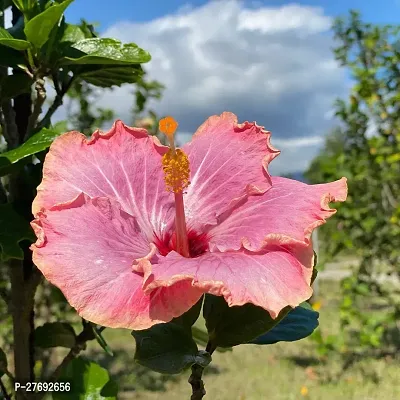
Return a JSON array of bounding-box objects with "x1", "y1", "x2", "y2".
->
[
  {"x1": 0, "y1": 127, "x2": 60, "y2": 176},
  {"x1": 24, "y1": 0, "x2": 74, "y2": 49},
  {"x1": 306, "y1": 10, "x2": 400, "y2": 354},
  {"x1": 61, "y1": 37, "x2": 151, "y2": 65},
  {"x1": 203, "y1": 294, "x2": 291, "y2": 348},
  {"x1": 131, "y1": 323, "x2": 204, "y2": 374},
  {"x1": 54, "y1": 356, "x2": 118, "y2": 399},
  {"x1": 34, "y1": 322, "x2": 76, "y2": 348},
  {"x1": 0, "y1": 203, "x2": 35, "y2": 260},
  {"x1": 0, "y1": 27, "x2": 31, "y2": 50}
]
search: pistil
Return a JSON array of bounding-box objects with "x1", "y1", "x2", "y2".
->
[{"x1": 159, "y1": 116, "x2": 190, "y2": 258}]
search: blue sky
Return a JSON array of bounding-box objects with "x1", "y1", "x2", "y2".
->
[
  {"x1": 65, "y1": 0, "x2": 400, "y2": 30},
  {"x1": 55, "y1": 0, "x2": 399, "y2": 174}
]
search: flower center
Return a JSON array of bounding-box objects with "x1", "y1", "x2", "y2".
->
[
  {"x1": 159, "y1": 116, "x2": 191, "y2": 258},
  {"x1": 154, "y1": 230, "x2": 209, "y2": 258}
]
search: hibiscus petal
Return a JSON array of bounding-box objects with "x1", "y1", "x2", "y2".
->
[
  {"x1": 31, "y1": 194, "x2": 202, "y2": 329},
  {"x1": 182, "y1": 112, "x2": 280, "y2": 231},
  {"x1": 32, "y1": 120, "x2": 175, "y2": 240},
  {"x1": 144, "y1": 245, "x2": 313, "y2": 319},
  {"x1": 209, "y1": 177, "x2": 348, "y2": 251}
]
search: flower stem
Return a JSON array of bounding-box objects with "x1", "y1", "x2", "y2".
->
[{"x1": 188, "y1": 364, "x2": 206, "y2": 400}]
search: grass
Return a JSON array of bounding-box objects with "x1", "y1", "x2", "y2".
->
[
  {"x1": 82, "y1": 279, "x2": 400, "y2": 400},
  {"x1": 1, "y1": 275, "x2": 398, "y2": 400}
]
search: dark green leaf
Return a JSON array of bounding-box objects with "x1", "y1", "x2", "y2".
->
[
  {"x1": 53, "y1": 357, "x2": 118, "y2": 400},
  {"x1": 34, "y1": 322, "x2": 76, "y2": 348},
  {"x1": 0, "y1": 348, "x2": 7, "y2": 378},
  {"x1": 132, "y1": 322, "x2": 199, "y2": 374},
  {"x1": 173, "y1": 296, "x2": 203, "y2": 330},
  {"x1": 61, "y1": 38, "x2": 151, "y2": 65},
  {"x1": 0, "y1": 45, "x2": 26, "y2": 67},
  {"x1": 0, "y1": 203, "x2": 35, "y2": 261},
  {"x1": 250, "y1": 303, "x2": 319, "y2": 345},
  {"x1": 76, "y1": 65, "x2": 143, "y2": 87},
  {"x1": 24, "y1": 0, "x2": 74, "y2": 49},
  {"x1": 203, "y1": 294, "x2": 291, "y2": 348},
  {"x1": 0, "y1": 127, "x2": 60, "y2": 176},
  {"x1": 0, "y1": 27, "x2": 31, "y2": 50},
  {"x1": 0, "y1": 73, "x2": 33, "y2": 100},
  {"x1": 92, "y1": 326, "x2": 113, "y2": 356}
]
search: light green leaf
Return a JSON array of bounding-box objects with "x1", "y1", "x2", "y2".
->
[
  {"x1": 0, "y1": 27, "x2": 31, "y2": 50},
  {"x1": 53, "y1": 357, "x2": 118, "y2": 400},
  {"x1": 0, "y1": 203, "x2": 35, "y2": 261},
  {"x1": 60, "y1": 23, "x2": 86, "y2": 44},
  {"x1": 24, "y1": 0, "x2": 74, "y2": 49},
  {"x1": 34, "y1": 322, "x2": 76, "y2": 349},
  {"x1": 0, "y1": 127, "x2": 60, "y2": 176},
  {"x1": 11, "y1": 0, "x2": 36, "y2": 13},
  {"x1": 61, "y1": 38, "x2": 151, "y2": 65}
]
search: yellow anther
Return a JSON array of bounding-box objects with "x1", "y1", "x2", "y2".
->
[{"x1": 162, "y1": 149, "x2": 190, "y2": 193}]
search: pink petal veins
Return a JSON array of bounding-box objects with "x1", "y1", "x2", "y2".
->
[
  {"x1": 31, "y1": 194, "x2": 202, "y2": 329},
  {"x1": 209, "y1": 177, "x2": 348, "y2": 251},
  {"x1": 182, "y1": 112, "x2": 280, "y2": 232},
  {"x1": 32, "y1": 120, "x2": 175, "y2": 241}
]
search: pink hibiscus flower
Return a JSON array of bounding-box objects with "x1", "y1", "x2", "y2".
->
[{"x1": 30, "y1": 112, "x2": 347, "y2": 330}]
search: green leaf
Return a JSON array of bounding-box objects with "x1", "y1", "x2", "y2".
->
[
  {"x1": 53, "y1": 357, "x2": 118, "y2": 400},
  {"x1": 60, "y1": 23, "x2": 86, "y2": 44},
  {"x1": 75, "y1": 65, "x2": 143, "y2": 88},
  {"x1": 0, "y1": 203, "x2": 35, "y2": 261},
  {"x1": 203, "y1": 294, "x2": 291, "y2": 348},
  {"x1": 0, "y1": 73, "x2": 33, "y2": 100},
  {"x1": 34, "y1": 322, "x2": 76, "y2": 349},
  {"x1": 0, "y1": 28, "x2": 31, "y2": 50},
  {"x1": 24, "y1": 0, "x2": 74, "y2": 49},
  {"x1": 12, "y1": 0, "x2": 36, "y2": 13},
  {"x1": 61, "y1": 38, "x2": 151, "y2": 65},
  {"x1": 131, "y1": 322, "x2": 199, "y2": 374},
  {"x1": 250, "y1": 303, "x2": 319, "y2": 345},
  {"x1": 0, "y1": 348, "x2": 7, "y2": 378},
  {"x1": 92, "y1": 326, "x2": 113, "y2": 356},
  {"x1": 0, "y1": 127, "x2": 60, "y2": 176}
]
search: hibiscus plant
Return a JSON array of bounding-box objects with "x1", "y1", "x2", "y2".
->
[{"x1": 0, "y1": 1, "x2": 347, "y2": 400}]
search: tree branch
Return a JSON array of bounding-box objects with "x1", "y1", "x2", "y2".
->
[
  {"x1": 37, "y1": 77, "x2": 74, "y2": 130},
  {"x1": 188, "y1": 364, "x2": 206, "y2": 400},
  {"x1": 25, "y1": 78, "x2": 46, "y2": 141}
]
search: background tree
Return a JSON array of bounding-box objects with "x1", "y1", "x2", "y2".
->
[{"x1": 306, "y1": 10, "x2": 400, "y2": 356}]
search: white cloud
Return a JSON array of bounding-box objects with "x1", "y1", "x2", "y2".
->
[
  {"x1": 93, "y1": 0, "x2": 349, "y2": 174},
  {"x1": 6, "y1": 0, "x2": 344, "y2": 175}
]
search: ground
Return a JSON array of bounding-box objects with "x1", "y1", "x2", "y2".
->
[{"x1": 84, "y1": 278, "x2": 400, "y2": 400}]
